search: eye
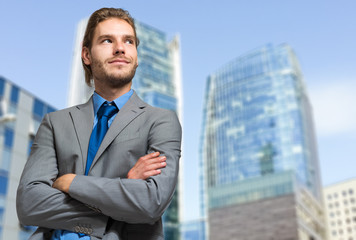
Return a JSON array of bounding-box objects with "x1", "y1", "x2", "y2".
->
[
  {"x1": 125, "y1": 39, "x2": 134, "y2": 45},
  {"x1": 103, "y1": 39, "x2": 112, "y2": 43}
]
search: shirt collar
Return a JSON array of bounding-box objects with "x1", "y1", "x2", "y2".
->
[{"x1": 92, "y1": 89, "x2": 134, "y2": 116}]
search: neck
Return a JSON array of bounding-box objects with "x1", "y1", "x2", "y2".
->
[{"x1": 94, "y1": 81, "x2": 132, "y2": 101}]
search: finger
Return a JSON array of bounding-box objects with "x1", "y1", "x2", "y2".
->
[
  {"x1": 136, "y1": 156, "x2": 166, "y2": 168},
  {"x1": 145, "y1": 156, "x2": 166, "y2": 165},
  {"x1": 138, "y1": 152, "x2": 160, "y2": 161},
  {"x1": 143, "y1": 161, "x2": 167, "y2": 172}
]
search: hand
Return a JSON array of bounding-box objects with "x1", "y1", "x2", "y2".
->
[
  {"x1": 52, "y1": 174, "x2": 76, "y2": 193},
  {"x1": 127, "y1": 152, "x2": 166, "y2": 179}
]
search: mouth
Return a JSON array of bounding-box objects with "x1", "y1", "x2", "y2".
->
[{"x1": 108, "y1": 58, "x2": 130, "y2": 65}]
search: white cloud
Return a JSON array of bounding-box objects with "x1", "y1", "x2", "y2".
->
[{"x1": 308, "y1": 80, "x2": 356, "y2": 136}]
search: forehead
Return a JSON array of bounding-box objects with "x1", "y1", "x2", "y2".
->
[{"x1": 94, "y1": 18, "x2": 135, "y2": 38}]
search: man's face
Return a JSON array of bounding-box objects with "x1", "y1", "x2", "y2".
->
[{"x1": 83, "y1": 18, "x2": 138, "y2": 88}]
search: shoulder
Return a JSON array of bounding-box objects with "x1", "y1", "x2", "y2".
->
[
  {"x1": 144, "y1": 105, "x2": 182, "y2": 136},
  {"x1": 45, "y1": 100, "x2": 92, "y2": 123},
  {"x1": 130, "y1": 91, "x2": 180, "y2": 123},
  {"x1": 45, "y1": 105, "x2": 77, "y2": 120},
  {"x1": 144, "y1": 104, "x2": 180, "y2": 123}
]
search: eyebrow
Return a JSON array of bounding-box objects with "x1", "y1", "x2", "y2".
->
[{"x1": 97, "y1": 34, "x2": 136, "y2": 43}]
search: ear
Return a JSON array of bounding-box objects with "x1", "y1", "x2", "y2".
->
[{"x1": 82, "y1": 47, "x2": 91, "y2": 65}]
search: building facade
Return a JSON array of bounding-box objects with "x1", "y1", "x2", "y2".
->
[
  {"x1": 200, "y1": 44, "x2": 325, "y2": 239},
  {"x1": 67, "y1": 18, "x2": 183, "y2": 239},
  {"x1": 0, "y1": 76, "x2": 56, "y2": 239},
  {"x1": 181, "y1": 218, "x2": 206, "y2": 240},
  {"x1": 324, "y1": 178, "x2": 356, "y2": 239}
]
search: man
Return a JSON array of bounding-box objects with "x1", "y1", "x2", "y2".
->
[{"x1": 16, "y1": 8, "x2": 181, "y2": 240}]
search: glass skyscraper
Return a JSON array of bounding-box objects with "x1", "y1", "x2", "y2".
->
[
  {"x1": 181, "y1": 219, "x2": 206, "y2": 240},
  {"x1": 134, "y1": 21, "x2": 182, "y2": 240},
  {"x1": 200, "y1": 44, "x2": 325, "y2": 239},
  {"x1": 67, "y1": 18, "x2": 183, "y2": 240}
]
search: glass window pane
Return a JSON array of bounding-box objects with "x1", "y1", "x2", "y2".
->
[
  {"x1": 4, "y1": 127, "x2": 14, "y2": 148},
  {"x1": 10, "y1": 85, "x2": 20, "y2": 104}
]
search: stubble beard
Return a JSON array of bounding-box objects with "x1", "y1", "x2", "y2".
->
[{"x1": 91, "y1": 58, "x2": 137, "y2": 89}]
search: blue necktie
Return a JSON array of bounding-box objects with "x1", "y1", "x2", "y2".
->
[{"x1": 85, "y1": 102, "x2": 118, "y2": 175}]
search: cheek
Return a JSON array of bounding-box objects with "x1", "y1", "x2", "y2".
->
[
  {"x1": 132, "y1": 55, "x2": 138, "y2": 67},
  {"x1": 91, "y1": 47, "x2": 111, "y2": 60}
]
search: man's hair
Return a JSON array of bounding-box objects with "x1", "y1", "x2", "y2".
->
[{"x1": 82, "y1": 8, "x2": 140, "y2": 87}]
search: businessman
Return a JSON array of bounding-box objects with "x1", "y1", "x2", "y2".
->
[{"x1": 16, "y1": 7, "x2": 181, "y2": 240}]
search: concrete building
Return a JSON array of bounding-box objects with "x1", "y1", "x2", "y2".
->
[
  {"x1": 67, "y1": 18, "x2": 183, "y2": 239},
  {"x1": 0, "y1": 76, "x2": 56, "y2": 240},
  {"x1": 324, "y1": 178, "x2": 356, "y2": 239},
  {"x1": 200, "y1": 44, "x2": 326, "y2": 240}
]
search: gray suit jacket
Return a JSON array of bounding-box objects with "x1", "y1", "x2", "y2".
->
[{"x1": 16, "y1": 92, "x2": 182, "y2": 240}]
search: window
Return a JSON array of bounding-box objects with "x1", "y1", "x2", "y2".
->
[
  {"x1": 47, "y1": 106, "x2": 56, "y2": 114},
  {"x1": 0, "y1": 77, "x2": 5, "y2": 99},
  {"x1": 33, "y1": 99, "x2": 44, "y2": 120},
  {"x1": 10, "y1": 85, "x2": 19, "y2": 104},
  {"x1": 33, "y1": 99, "x2": 56, "y2": 120},
  {"x1": 4, "y1": 127, "x2": 14, "y2": 148},
  {"x1": 1, "y1": 149, "x2": 12, "y2": 171},
  {"x1": 0, "y1": 176, "x2": 8, "y2": 195},
  {"x1": 0, "y1": 208, "x2": 3, "y2": 226}
]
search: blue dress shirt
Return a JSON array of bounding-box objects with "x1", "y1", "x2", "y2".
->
[{"x1": 51, "y1": 90, "x2": 134, "y2": 240}]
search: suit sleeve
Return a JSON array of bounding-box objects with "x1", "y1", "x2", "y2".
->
[
  {"x1": 68, "y1": 109, "x2": 182, "y2": 224},
  {"x1": 16, "y1": 114, "x2": 108, "y2": 238}
]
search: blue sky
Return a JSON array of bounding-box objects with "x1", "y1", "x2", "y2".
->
[{"x1": 1, "y1": 0, "x2": 355, "y2": 221}]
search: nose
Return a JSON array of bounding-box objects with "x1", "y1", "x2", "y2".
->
[{"x1": 114, "y1": 42, "x2": 125, "y2": 55}]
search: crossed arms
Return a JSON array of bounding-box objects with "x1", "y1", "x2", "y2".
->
[
  {"x1": 52, "y1": 151, "x2": 167, "y2": 193},
  {"x1": 16, "y1": 108, "x2": 181, "y2": 238}
]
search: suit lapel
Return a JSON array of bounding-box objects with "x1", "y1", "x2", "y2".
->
[
  {"x1": 89, "y1": 92, "x2": 146, "y2": 172},
  {"x1": 69, "y1": 97, "x2": 94, "y2": 174}
]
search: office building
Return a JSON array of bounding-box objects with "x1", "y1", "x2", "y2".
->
[
  {"x1": 181, "y1": 218, "x2": 206, "y2": 240},
  {"x1": 0, "y1": 76, "x2": 56, "y2": 239},
  {"x1": 324, "y1": 178, "x2": 356, "y2": 239},
  {"x1": 200, "y1": 44, "x2": 326, "y2": 239},
  {"x1": 68, "y1": 18, "x2": 183, "y2": 239}
]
